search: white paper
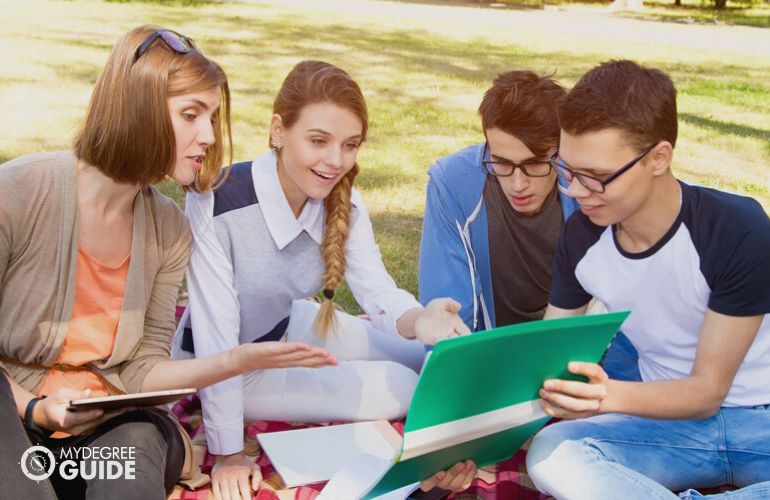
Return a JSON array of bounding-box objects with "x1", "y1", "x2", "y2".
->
[
  {"x1": 318, "y1": 452, "x2": 407, "y2": 500},
  {"x1": 257, "y1": 421, "x2": 401, "y2": 488},
  {"x1": 400, "y1": 398, "x2": 546, "y2": 460}
]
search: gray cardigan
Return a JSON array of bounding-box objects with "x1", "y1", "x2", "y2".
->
[{"x1": 0, "y1": 151, "x2": 192, "y2": 394}]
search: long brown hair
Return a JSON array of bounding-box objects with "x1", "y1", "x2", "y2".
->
[
  {"x1": 271, "y1": 60, "x2": 368, "y2": 337},
  {"x1": 74, "y1": 25, "x2": 232, "y2": 191}
]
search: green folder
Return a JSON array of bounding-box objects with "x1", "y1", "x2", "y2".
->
[{"x1": 364, "y1": 311, "x2": 630, "y2": 498}]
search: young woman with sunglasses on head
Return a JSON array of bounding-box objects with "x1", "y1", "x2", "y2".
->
[
  {"x1": 175, "y1": 60, "x2": 472, "y2": 499},
  {"x1": 0, "y1": 26, "x2": 335, "y2": 500}
]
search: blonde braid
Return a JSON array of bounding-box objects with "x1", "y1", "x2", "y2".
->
[{"x1": 313, "y1": 163, "x2": 359, "y2": 338}]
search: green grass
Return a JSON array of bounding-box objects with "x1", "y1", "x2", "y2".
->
[
  {"x1": 1, "y1": 0, "x2": 769, "y2": 313},
  {"x1": 438, "y1": 0, "x2": 770, "y2": 28},
  {"x1": 620, "y1": 0, "x2": 770, "y2": 28},
  {"x1": 469, "y1": 0, "x2": 770, "y2": 28}
]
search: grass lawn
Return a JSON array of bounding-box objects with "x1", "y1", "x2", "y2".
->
[
  {"x1": 618, "y1": 0, "x2": 770, "y2": 28},
  {"x1": 1, "y1": 0, "x2": 768, "y2": 313},
  {"x1": 492, "y1": 0, "x2": 770, "y2": 28}
]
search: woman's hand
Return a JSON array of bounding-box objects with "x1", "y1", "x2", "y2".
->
[
  {"x1": 419, "y1": 460, "x2": 476, "y2": 493},
  {"x1": 34, "y1": 388, "x2": 134, "y2": 436},
  {"x1": 414, "y1": 298, "x2": 471, "y2": 345},
  {"x1": 211, "y1": 452, "x2": 262, "y2": 500},
  {"x1": 539, "y1": 362, "x2": 610, "y2": 419},
  {"x1": 230, "y1": 341, "x2": 337, "y2": 373}
]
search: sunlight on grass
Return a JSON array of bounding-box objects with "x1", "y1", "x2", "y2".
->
[
  {"x1": 1, "y1": 0, "x2": 768, "y2": 312},
  {"x1": 620, "y1": 0, "x2": 770, "y2": 28}
]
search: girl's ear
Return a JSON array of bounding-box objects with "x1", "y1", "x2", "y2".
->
[{"x1": 270, "y1": 114, "x2": 285, "y2": 148}]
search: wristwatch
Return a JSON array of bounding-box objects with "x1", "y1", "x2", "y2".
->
[{"x1": 24, "y1": 396, "x2": 54, "y2": 439}]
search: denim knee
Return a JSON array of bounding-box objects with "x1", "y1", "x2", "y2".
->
[{"x1": 527, "y1": 422, "x2": 594, "y2": 494}]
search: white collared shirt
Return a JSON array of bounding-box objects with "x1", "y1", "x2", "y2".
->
[{"x1": 175, "y1": 150, "x2": 421, "y2": 455}]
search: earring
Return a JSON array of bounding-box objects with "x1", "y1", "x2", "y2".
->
[{"x1": 271, "y1": 139, "x2": 283, "y2": 151}]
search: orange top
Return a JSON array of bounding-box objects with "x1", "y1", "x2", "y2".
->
[{"x1": 38, "y1": 246, "x2": 130, "y2": 398}]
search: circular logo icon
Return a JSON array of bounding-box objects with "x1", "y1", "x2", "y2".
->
[{"x1": 20, "y1": 445, "x2": 56, "y2": 482}]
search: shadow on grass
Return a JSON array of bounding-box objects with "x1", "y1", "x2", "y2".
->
[
  {"x1": 48, "y1": 62, "x2": 103, "y2": 86},
  {"x1": 0, "y1": 136, "x2": 74, "y2": 166},
  {"x1": 154, "y1": 16, "x2": 597, "y2": 191},
  {"x1": 35, "y1": 8, "x2": 770, "y2": 104},
  {"x1": 394, "y1": 0, "x2": 770, "y2": 26},
  {"x1": 388, "y1": 0, "x2": 546, "y2": 10},
  {"x1": 370, "y1": 211, "x2": 424, "y2": 291},
  {"x1": 680, "y1": 113, "x2": 770, "y2": 154},
  {"x1": 617, "y1": 7, "x2": 770, "y2": 29},
  {"x1": 357, "y1": 162, "x2": 426, "y2": 189},
  {"x1": 104, "y1": 0, "x2": 215, "y2": 5},
  {"x1": 25, "y1": 7, "x2": 770, "y2": 196}
]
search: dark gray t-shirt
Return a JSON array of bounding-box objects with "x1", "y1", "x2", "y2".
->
[{"x1": 484, "y1": 175, "x2": 563, "y2": 326}]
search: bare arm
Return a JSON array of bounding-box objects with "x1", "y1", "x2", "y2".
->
[
  {"x1": 604, "y1": 310, "x2": 761, "y2": 418},
  {"x1": 343, "y1": 190, "x2": 468, "y2": 344},
  {"x1": 541, "y1": 309, "x2": 763, "y2": 420},
  {"x1": 395, "y1": 299, "x2": 471, "y2": 344},
  {"x1": 4, "y1": 371, "x2": 116, "y2": 435},
  {"x1": 543, "y1": 303, "x2": 588, "y2": 320},
  {"x1": 140, "y1": 342, "x2": 337, "y2": 392}
]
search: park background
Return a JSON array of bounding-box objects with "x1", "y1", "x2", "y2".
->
[{"x1": 1, "y1": 0, "x2": 768, "y2": 313}]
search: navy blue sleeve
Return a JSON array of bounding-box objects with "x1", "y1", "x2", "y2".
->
[
  {"x1": 548, "y1": 212, "x2": 598, "y2": 310},
  {"x1": 687, "y1": 187, "x2": 770, "y2": 317},
  {"x1": 213, "y1": 162, "x2": 258, "y2": 217}
]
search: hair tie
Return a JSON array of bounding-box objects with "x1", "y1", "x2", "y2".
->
[{"x1": 322, "y1": 288, "x2": 335, "y2": 300}]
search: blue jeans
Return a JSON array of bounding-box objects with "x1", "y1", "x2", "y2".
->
[
  {"x1": 526, "y1": 404, "x2": 770, "y2": 498},
  {"x1": 600, "y1": 331, "x2": 641, "y2": 382}
]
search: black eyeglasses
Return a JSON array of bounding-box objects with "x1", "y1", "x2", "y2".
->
[
  {"x1": 481, "y1": 142, "x2": 553, "y2": 178},
  {"x1": 549, "y1": 143, "x2": 658, "y2": 193},
  {"x1": 134, "y1": 29, "x2": 197, "y2": 62}
]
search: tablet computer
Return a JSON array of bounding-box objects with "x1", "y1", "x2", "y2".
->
[{"x1": 68, "y1": 388, "x2": 196, "y2": 411}]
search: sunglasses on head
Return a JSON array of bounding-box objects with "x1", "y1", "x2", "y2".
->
[{"x1": 134, "y1": 29, "x2": 197, "y2": 62}]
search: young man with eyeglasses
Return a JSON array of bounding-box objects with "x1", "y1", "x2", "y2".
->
[
  {"x1": 418, "y1": 71, "x2": 580, "y2": 333},
  {"x1": 526, "y1": 60, "x2": 770, "y2": 498}
]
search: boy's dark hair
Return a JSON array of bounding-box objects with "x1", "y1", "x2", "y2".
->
[
  {"x1": 478, "y1": 70, "x2": 565, "y2": 159},
  {"x1": 559, "y1": 59, "x2": 678, "y2": 150}
]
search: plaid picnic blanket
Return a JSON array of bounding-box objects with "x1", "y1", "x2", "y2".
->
[{"x1": 167, "y1": 395, "x2": 549, "y2": 500}]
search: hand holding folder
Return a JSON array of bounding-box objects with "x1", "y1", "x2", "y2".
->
[{"x1": 260, "y1": 311, "x2": 630, "y2": 499}]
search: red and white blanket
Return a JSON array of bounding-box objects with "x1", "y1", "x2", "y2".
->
[{"x1": 167, "y1": 395, "x2": 549, "y2": 500}]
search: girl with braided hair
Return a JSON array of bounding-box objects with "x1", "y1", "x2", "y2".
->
[{"x1": 175, "y1": 60, "x2": 472, "y2": 498}]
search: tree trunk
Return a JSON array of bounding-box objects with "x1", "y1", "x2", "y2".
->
[
  {"x1": 714, "y1": 0, "x2": 727, "y2": 8},
  {"x1": 674, "y1": 0, "x2": 681, "y2": 6}
]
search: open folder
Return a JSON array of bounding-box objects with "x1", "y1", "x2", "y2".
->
[{"x1": 261, "y1": 311, "x2": 630, "y2": 499}]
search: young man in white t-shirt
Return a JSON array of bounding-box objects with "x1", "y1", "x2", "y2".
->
[{"x1": 526, "y1": 60, "x2": 770, "y2": 499}]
